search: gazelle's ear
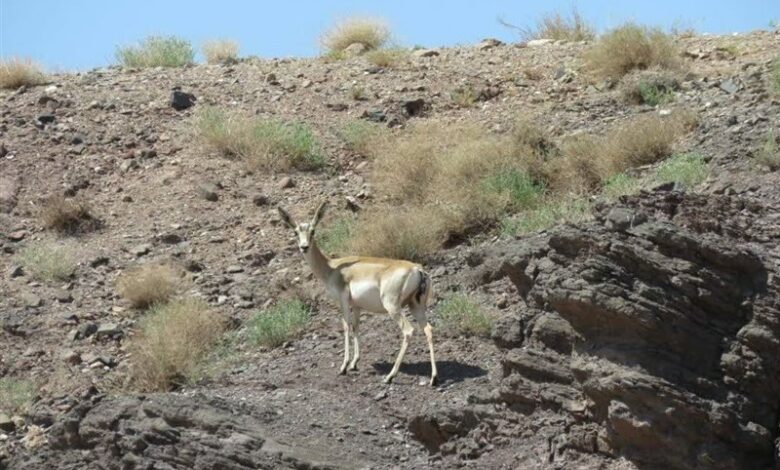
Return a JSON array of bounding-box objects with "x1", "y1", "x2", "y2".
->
[
  {"x1": 277, "y1": 207, "x2": 296, "y2": 229},
  {"x1": 311, "y1": 201, "x2": 328, "y2": 227}
]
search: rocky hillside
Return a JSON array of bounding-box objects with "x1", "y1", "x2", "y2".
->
[{"x1": 1, "y1": 30, "x2": 780, "y2": 469}]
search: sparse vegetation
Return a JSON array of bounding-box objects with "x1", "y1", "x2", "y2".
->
[
  {"x1": 337, "y1": 120, "x2": 385, "y2": 156},
  {"x1": 246, "y1": 299, "x2": 310, "y2": 348},
  {"x1": 585, "y1": 23, "x2": 681, "y2": 79},
  {"x1": 654, "y1": 152, "x2": 708, "y2": 189},
  {"x1": 347, "y1": 207, "x2": 447, "y2": 261},
  {"x1": 501, "y1": 197, "x2": 592, "y2": 236},
  {"x1": 116, "y1": 35, "x2": 194, "y2": 68},
  {"x1": 436, "y1": 293, "x2": 492, "y2": 337},
  {"x1": 40, "y1": 195, "x2": 98, "y2": 234},
  {"x1": 202, "y1": 39, "x2": 239, "y2": 64},
  {"x1": 0, "y1": 58, "x2": 46, "y2": 89},
  {"x1": 128, "y1": 298, "x2": 225, "y2": 392},
  {"x1": 16, "y1": 241, "x2": 75, "y2": 282},
  {"x1": 621, "y1": 70, "x2": 679, "y2": 105},
  {"x1": 755, "y1": 131, "x2": 780, "y2": 170},
  {"x1": 365, "y1": 48, "x2": 406, "y2": 67},
  {"x1": 450, "y1": 85, "x2": 478, "y2": 108},
  {"x1": 602, "y1": 173, "x2": 642, "y2": 199},
  {"x1": 0, "y1": 378, "x2": 36, "y2": 414},
  {"x1": 350, "y1": 85, "x2": 368, "y2": 100},
  {"x1": 317, "y1": 216, "x2": 356, "y2": 256},
  {"x1": 771, "y1": 58, "x2": 780, "y2": 95},
  {"x1": 117, "y1": 264, "x2": 180, "y2": 309},
  {"x1": 521, "y1": 8, "x2": 596, "y2": 42},
  {"x1": 197, "y1": 107, "x2": 324, "y2": 171},
  {"x1": 320, "y1": 17, "x2": 390, "y2": 54}
]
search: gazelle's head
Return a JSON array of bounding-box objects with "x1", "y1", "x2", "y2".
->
[{"x1": 278, "y1": 201, "x2": 328, "y2": 254}]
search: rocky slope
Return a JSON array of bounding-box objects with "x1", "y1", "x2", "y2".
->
[{"x1": 1, "y1": 31, "x2": 780, "y2": 469}]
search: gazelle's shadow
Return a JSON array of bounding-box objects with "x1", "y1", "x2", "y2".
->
[{"x1": 371, "y1": 360, "x2": 486, "y2": 384}]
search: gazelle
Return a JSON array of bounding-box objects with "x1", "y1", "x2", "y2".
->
[{"x1": 278, "y1": 201, "x2": 438, "y2": 386}]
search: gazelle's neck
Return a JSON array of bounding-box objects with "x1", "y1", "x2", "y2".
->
[{"x1": 303, "y1": 241, "x2": 333, "y2": 282}]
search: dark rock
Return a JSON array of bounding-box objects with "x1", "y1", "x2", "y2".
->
[
  {"x1": 158, "y1": 233, "x2": 182, "y2": 244},
  {"x1": 8, "y1": 265, "x2": 23, "y2": 278},
  {"x1": 130, "y1": 243, "x2": 152, "y2": 257},
  {"x1": 36, "y1": 114, "x2": 56, "y2": 126},
  {"x1": 412, "y1": 48, "x2": 439, "y2": 58},
  {"x1": 402, "y1": 98, "x2": 426, "y2": 117},
  {"x1": 60, "y1": 349, "x2": 81, "y2": 365},
  {"x1": 0, "y1": 142, "x2": 7, "y2": 158},
  {"x1": 252, "y1": 194, "x2": 269, "y2": 206},
  {"x1": 0, "y1": 413, "x2": 15, "y2": 432},
  {"x1": 361, "y1": 110, "x2": 386, "y2": 123},
  {"x1": 77, "y1": 323, "x2": 98, "y2": 339},
  {"x1": 198, "y1": 181, "x2": 220, "y2": 202},
  {"x1": 95, "y1": 323, "x2": 122, "y2": 339},
  {"x1": 89, "y1": 256, "x2": 109, "y2": 268},
  {"x1": 169, "y1": 89, "x2": 196, "y2": 110},
  {"x1": 326, "y1": 103, "x2": 348, "y2": 111}
]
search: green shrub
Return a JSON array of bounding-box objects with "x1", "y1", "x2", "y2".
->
[
  {"x1": 772, "y1": 58, "x2": 780, "y2": 95},
  {"x1": 0, "y1": 378, "x2": 36, "y2": 414},
  {"x1": 197, "y1": 107, "x2": 324, "y2": 171},
  {"x1": 338, "y1": 120, "x2": 385, "y2": 156},
  {"x1": 655, "y1": 152, "x2": 708, "y2": 189},
  {"x1": 116, "y1": 36, "x2": 194, "y2": 68},
  {"x1": 501, "y1": 197, "x2": 591, "y2": 236},
  {"x1": 481, "y1": 170, "x2": 543, "y2": 210},
  {"x1": 755, "y1": 131, "x2": 780, "y2": 170},
  {"x1": 247, "y1": 300, "x2": 310, "y2": 348},
  {"x1": 585, "y1": 23, "x2": 681, "y2": 79},
  {"x1": 436, "y1": 294, "x2": 492, "y2": 337},
  {"x1": 602, "y1": 173, "x2": 642, "y2": 199},
  {"x1": 450, "y1": 85, "x2": 478, "y2": 108},
  {"x1": 128, "y1": 298, "x2": 225, "y2": 391},
  {"x1": 317, "y1": 216, "x2": 355, "y2": 256},
  {"x1": 16, "y1": 241, "x2": 75, "y2": 282}
]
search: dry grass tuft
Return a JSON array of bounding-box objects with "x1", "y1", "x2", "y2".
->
[
  {"x1": 202, "y1": 39, "x2": 239, "y2": 64},
  {"x1": 522, "y1": 8, "x2": 596, "y2": 42},
  {"x1": 755, "y1": 131, "x2": 780, "y2": 170},
  {"x1": 771, "y1": 58, "x2": 780, "y2": 95},
  {"x1": 436, "y1": 293, "x2": 492, "y2": 337},
  {"x1": 0, "y1": 378, "x2": 36, "y2": 414},
  {"x1": 117, "y1": 264, "x2": 180, "y2": 309},
  {"x1": 365, "y1": 48, "x2": 406, "y2": 68},
  {"x1": 116, "y1": 36, "x2": 194, "y2": 68},
  {"x1": 196, "y1": 107, "x2": 324, "y2": 171},
  {"x1": 338, "y1": 120, "x2": 386, "y2": 157},
  {"x1": 40, "y1": 195, "x2": 98, "y2": 234},
  {"x1": 16, "y1": 241, "x2": 75, "y2": 282},
  {"x1": 620, "y1": 69, "x2": 679, "y2": 105},
  {"x1": 585, "y1": 23, "x2": 682, "y2": 80},
  {"x1": 128, "y1": 298, "x2": 225, "y2": 392},
  {"x1": 347, "y1": 206, "x2": 448, "y2": 261},
  {"x1": 320, "y1": 17, "x2": 390, "y2": 54},
  {"x1": 0, "y1": 58, "x2": 46, "y2": 89}
]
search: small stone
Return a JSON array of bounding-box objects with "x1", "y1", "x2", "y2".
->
[
  {"x1": 198, "y1": 182, "x2": 220, "y2": 202},
  {"x1": 526, "y1": 39, "x2": 555, "y2": 47},
  {"x1": 477, "y1": 38, "x2": 504, "y2": 50},
  {"x1": 719, "y1": 79, "x2": 739, "y2": 94},
  {"x1": 7, "y1": 230, "x2": 26, "y2": 241},
  {"x1": 60, "y1": 349, "x2": 81, "y2": 365},
  {"x1": 344, "y1": 42, "x2": 368, "y2": 58},
  {"x1": 170, "y1": 89, "x2": 196, "y2": 110},
  {"x1": 361, "y1": 110, "x2": 386, "y2": 123},
  {"x1": 36, "y1": 114, "x2": 56, "y2": 126},
  {"x1": 227, "y1": 265, "x2": 244, "y2": 274},
  {"x1": 8, "y1": 265, "x2": 23, "y2": 278},
  {"x1": 412, "y1": 48, "x2": 439, "y2": 58},
  {"x1": 21, "y1": 293, "x2": 42, "y2": 308},
  {"x1": 0, "y1": 414, "x2": 14, "y2": 433},
  {"x1": 278, "y1": 177, "x2": 295, "y2": 189},
  {"x1": 345, "y1": 196, "x2": 362, "y2": 212},
  {"x1": 374, "y1": 390, "x2": 388, "y2": 401},
  {"x1": 95, "y1": 323, "x2": 122, "y2": 339},
  {"x1": 265, "y1": 73, "x2": 279, "y2": 85},
  {"x1": 0, "y1": 143, "x2": 7, "y2": 158},
  {"x1": 235, "y1": 300, "x2": 254, "y2": 309},
  {"x1": 402, "y1": 98, "x2": 426, "y2": 117},
  {"x1": 252, "y1": 194, "x2": 269, "y2": 206},
  {"x1": 54, "y1": 289, "x2": 73, "y2": 303},
  {"x1": 726, "y1": 115, "x2": 738, "y2": 126},
  {"x1": 89, "y1": 256, "x2": 109, "y2": 268},
  {"x1": 130, "y1": 243, "x2": 152, "y2": 257},
  {"x1": 119, "y1": 160, "x2": 137, "y2": 172},
  {"x1": 78, "y1": 322, "x2": 98, "y2": 338}
]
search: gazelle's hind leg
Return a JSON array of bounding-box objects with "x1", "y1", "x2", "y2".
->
[
  {"x1": 411, "y1": 303, "x2": 438, "y2": 386},
  {"x1": 348, "y1": 309, "x2": 361, "y2": 370},
  {"x1": 338, "y1": 292, "x2": 352, "y2": 375},
  {"x1": 384, "y1": 305, "x2": 414, "y2": 384}
]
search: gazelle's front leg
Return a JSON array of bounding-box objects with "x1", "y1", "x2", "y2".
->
[
  {"x1": 338, "y1": 292, "x2": 351, "y2": 375},
  {"x1": 348, "y1": 309, "x2": 361, "y2": 370}
]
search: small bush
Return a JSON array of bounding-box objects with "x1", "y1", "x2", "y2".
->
[
  {"x1": 16, "y1": 241, "x2": 75, "y2": 282},
  {"x1": 522, "y1": 8, "x2": 596, "y2": 42},
  {"x1": 350, "y1": 85, "x2": 368, "y2": 101},
  {"x1": 347, "y1": 207, "x2": 447, "y2": 261},
  {"x1": 501, "y1": 197, "x2": 591, "y2": 236},
  {"x1": 0, "y1": 58, "x2": 46, "y2": 89},
  {"x1": 436, "y1": 294, "x2": 492, "y2": 337},
  {"x1": 602, "y1": 173, "x2": 642, "y2": 199},
  {"x1": 202, "y1": 39, "x2": 239, "y2": 64},
  {"x1": 197, "y1": 107, "x2": 324, "y2": 171},
  {"x1": 338, "y1": 120, "x2": 385, "y2": 156},
  {"x1": 450, "y1": 85, "x2": 478, "y2": 108},
  {"x1": 128, "y1": 298, "x2": 225, "y2": 392},
  {"x1": 117, "y1": 264, "x2": 180, "y2": 309},
  {"x1": 481, "y1": 170, "x2": 543, "y2": 210},
  {"x1": 0, "y1": 378, "x2": 36, "y2": 414},
  {"x1": 317, "y1": 216, "x2": 355, "y2": 256},
  {"x1": 320, "y1": 17, "x2": 390, "y2": 54},
  {"x1": 585, "y1": 23, "x2": 681, "y2": 80},
  {"x1": 246, "y1": 299, "x2": 310, "y2": 348},
  {"x1": 771, "y1": 58, "x2": 780, "y2": 95},
  {"x1": 40, "y1": 196, "x2": 98, "y2": 234},
  {"x1": 755, "y1": 131, "x2": 780, "y2": 170},
  {"x1": 655, "y1": 152, "x2": 708, "y2": 189},
  {"x1": 365, "y1": 48, "x2": 406, "y2": 67},
  {"x1": 116, "y1": 36, "x2": 194, "y2": 68},
  {"x1": 620, "y1": 70, "x2": 679, "y2": 105}
]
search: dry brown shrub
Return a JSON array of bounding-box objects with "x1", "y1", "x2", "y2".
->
[
  {"x1": 523, "y1": 8, "x2": 596, "y2": 42},
  {"x1": 202, "y1": 39, "x2": 239, "y2": 64},
  {"x1": 584, "y1": 23, "x2": 682, "y2": 80},
  {"x1": 40, "y1": 195, "x2": 98, "y2": 234},
  {"x1": 117, "y1": 264, "x2": 180, "y2": 309},
  {"x1": 127, "y1": 298, "x2": 225, "y2": 391},
  {"x1": 0, "y1": 58, "x2": 46, "y2": 89},
  {"x1": 320, "y1": 17, "x2": 390, "y2": 53}
]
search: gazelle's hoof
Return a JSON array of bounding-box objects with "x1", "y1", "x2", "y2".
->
[
  {"x1": 429, "y1": 375, "x2": 438, "y2": 387},
  {"x1": 338, "y1": 365, "x2": 348, "y2": 375},
  {"x1": 383, "y1": 374, "x2": 394, "y2": 384},
  {"x1": 348, "y1": 364, "x2": 359, "y2": 371}
]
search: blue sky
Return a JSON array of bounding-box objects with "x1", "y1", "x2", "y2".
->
[{"x1": 1, "y1": 0, "x2": 778, "y2": 71}]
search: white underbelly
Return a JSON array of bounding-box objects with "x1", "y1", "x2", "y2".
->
[{"x1": 349, "y1": 280, "x2": 386, "y2": 313}]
